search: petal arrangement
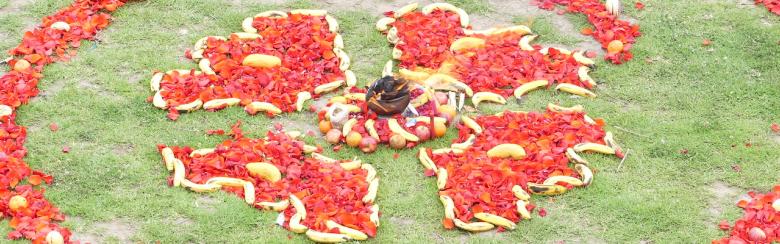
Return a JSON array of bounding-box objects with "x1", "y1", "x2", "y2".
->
[
  {"x1": 714, "y1": 186, "x2": 780, "y2": 243},
  {"x1": 149, "y1": 10, "x2": 354, "y2": 120},
  {"x1": 535, "y1": 0, "x2": 642, "y2": 64},
  {"x1": 158, "y1": 122, "x2": 380, "y2": 242},
  {"x1": 418, "y1": 105, "x2": 623, "y2": 232},
  {"x1": 756, "y1": 0, "x2": 780, "y2": 15},
  {"x1": 0, "y1": 0, "x2": 127, "y2": 243},
  {"x1": 376, "y1": 2, "x2": 601, "y2": 106},
  {"x1": 315, "y1": 86, "x2": 452, "y2": 151}
]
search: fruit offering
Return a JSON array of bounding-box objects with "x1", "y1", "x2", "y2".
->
[
  {"x1": 419, "y1": 104, "x2": 623, "y2": 232},
  {"x1": 376, "y1": 2, "x2": 601, "y2": 107},
  {"x1": 535, "y1": 0, "x2": 642, "y2": 64},
  {"x1": 316, "y1": 85, "x2": 451, "y2": 151},
  {"x1": 158, "y1": 122, "x2": 379, "y2": 242},
  {"x1": 149, "y1": 10, "x2": 354, "y2": 120}
]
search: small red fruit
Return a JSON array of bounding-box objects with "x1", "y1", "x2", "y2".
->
[
  {"x1": 359, "y1": 137, "x2": 378, "y2": 153},
  {"x1": 415, "y1": 126, "x2": 431, "y2": 141}
]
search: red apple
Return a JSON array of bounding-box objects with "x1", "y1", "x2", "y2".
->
[
  {"x1": 325, "y1": 129, "x2": 342, "y2": 144},
  {"x1": 415, "y1": 126, "x2": 431, "y2": 141},
  {"x1": 360, "y1": 137, "x2": 378, "y2": 153}
]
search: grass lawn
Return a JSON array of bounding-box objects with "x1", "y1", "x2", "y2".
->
[{"x1": 1, "y1": 0, "x2": 779, "y2": 243}]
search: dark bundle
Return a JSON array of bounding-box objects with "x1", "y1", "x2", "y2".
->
[{"x1": 365, "y1": 76, "x2": 411, "y2": 115}]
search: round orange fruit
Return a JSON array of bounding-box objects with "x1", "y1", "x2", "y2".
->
[
  {"x1": 318, "y1": 120, "x2": 332, "y2": 134},
  {"x1": 607, "y1": 40, "x2": 624, "y2": 54}
]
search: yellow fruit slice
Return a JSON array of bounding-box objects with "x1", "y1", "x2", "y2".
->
[
  {"x1": 242, "y1": 54, "x2": 281, "y2": 68},
  {"x1": 511, "y1": 185, "x2": 531, "y2": 201},
  {"x1": 460, "y1": 115, "x2": 482, "y2": 134},
  {"x1": 543, "y1": 175, "x2": 585, "y2": 187},
  {"x1": 246, "y1": 162, "x2": 282, "y2": 182},
  {"x1": 527, "y1": 183, "x2": 567, "y2": 196},
  {"x1": 486, "y1": 144, "x2": 526, "y2": 160},
  {"x1": 453, "y1": 219, "x2": 495, "y2": 232},
  {"x1": 519, "y1": 34, "x2": 538, "y2": 51},
  {"x1": 474, "y1": 212, "x2": 516, "y2": 230},
  {"x1": 388, "y1": 119, "x2": 419, "y2": 142},
  {"x1": 573, "y1": 143, "x2": 616, "y2": 154},
  {"x1": 256, "y1": 200, "x2": 289, "y2": 211},
  {"x1": 326, "y1": 220, "x2": 368, "y2": 241},
  {"x1": 547, "y1": 103, "x2": 584, "y2": 114},
  {"x1": 555, "y1": 83, "x2": 597, "y2": 98},
  {"x1": 450, "y1": 37, "x2": 485, "y2": 52},
  {"x1": 362, "y1": 178, "x2": 379, "y2": 203},
  {"x1": 472, "y1": 92, "x2": 507, "y2": 107},
  {"x1": 305, "y1": 230, "x2": 350, "y2": 243},
  {"x1": 245, "y1": 102, "x2": 282, "y2": 115}
]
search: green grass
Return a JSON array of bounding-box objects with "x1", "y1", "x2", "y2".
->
[{"x1": 1, "y1": 0, "x2": 780, "y2": 243}]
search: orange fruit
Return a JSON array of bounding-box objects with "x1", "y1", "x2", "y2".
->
[
  {"x1": 346, "y1": 131, "x2": 362, "y2": 147},
  {"x1": 434, "y1": 121, "x2": 447, "y2": 137},
  {"x1": 318, "y1": 120, "x2": 332, "y2": 134},
  {"x1": 607, "y1": 40, "x2": 624, "y2": 54},
  {"x1": 8, "y1": 195, "x2": 27, "y2": 211},
  {"x1": 13, "y1": 59, "x2": 30, "y2": 72}
]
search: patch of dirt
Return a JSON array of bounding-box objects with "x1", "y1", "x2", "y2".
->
[
  {"x1": 111, "y1": 143, "x2": 135, "y2": 156},
  {"x1": 620, "y1": 102, "x2": 641, "y2": 113},
  {"x1": 77, "y1": 79, "x2": 121, "y2": 99},
  {"x1": 771, "y1": 135, "x2": 780, "y2": 144},
  {"x1": 195, "y1": 195, "x2": 220, "y2": 213},
  {"x1": 761, "y1": 17, "x2": 774, "y2": 27},
  {"x1": 169, "y1": 215, "x2": 194, "y2": 226},
  {"x1": 733, "y1": 0, "x2": 757, "y2": 8},
  {"x1": 389, "y1": 216, "x2": 416, "y2": 228},
  {"x1": 472, "y1": 229, "x2": 507, "y2": 242},
  {"x1": 270, "y1": 115, "x2": 321, "y2": 136},
  {"x1": 128, "y1": 73, "x2": 143, "y2": 84},
  {"x1": 431, "y1": 232, "x2": 446, "y2": 243},
  {"x1": 707, "y1": 181, "x2": 743, "y2": 227},
  {"x1": 35, "y1": 79, "x2": 66, "y2": 100},
  {"x1": 323, "y1": 0, "x2": 439, "y2": 16},
  {"x1": 0, "y1": 0, "x2": 33, "y2": 15},
  {"x1": 70, "y1": 218, "x2": 139, "y2": 244}
]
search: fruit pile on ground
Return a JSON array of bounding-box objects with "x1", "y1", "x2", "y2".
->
[
  {"x1": 158, "y1": 122, "x2": 379, "y2": 242},
  {"x1": 316, "y1": 86, "x2": 452, "y2": 151},
  {"x1": 714, "y1": 185, "x2": 779, "y2": 243},
  {"x1": 536, "y1": 0, "x2": 642, "y2": 64},
  {"x1": 0, "y1": 0, "x2": 127, "y2": 243},
  {"x1": 419, "y1": 105, "x2": 623, "y2": 232},
  {"x1": 376, "y1": 2, "x2": 602, "y2": 106},
  {"x1": 148, "y1": 10, "x2": 354, "y2": 120}
]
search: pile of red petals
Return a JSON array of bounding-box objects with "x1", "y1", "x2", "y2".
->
[
  {"x1": 316, "y1": 86, "x2": 450, "y2": 150},
  {"x1": 159, "y1": 122, "x2": 379, "y2": 240},
  {"x1": 424, "y1": 109, "x2": 620, "y2": 230},
  {"x1": 446, "y1": 32, "x2": 590, "y2": 97},
  {"x1": 756, "y1": 0, "x2": 780, "y2": 15},
  {"x1": 380, "y1": 4, "x2": 596, "y2": 98},
  {"x1": 535, "y1": 0, "x2": 642, "y2": 64},
  {"x1": 714, "y1": 185, "x2": 780, "y2": 244},
  {"x1": 150, "y1": 11, "x2": 351, "y2": 120},
  {"x1": 0, "y1": 0, "x2": 127, "y2": 243},
  {"x1": 385, "y1": 10, "x2": 466, "y2": 69}
]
